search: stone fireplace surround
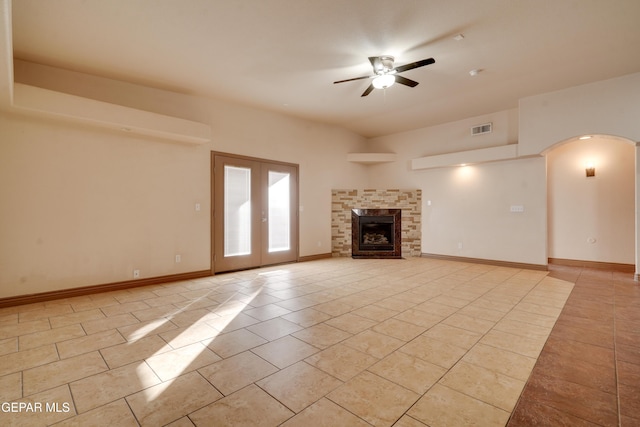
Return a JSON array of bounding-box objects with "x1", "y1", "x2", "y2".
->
[{"x1": 332, "y1": 189, "x2": 421, "y2": 257}]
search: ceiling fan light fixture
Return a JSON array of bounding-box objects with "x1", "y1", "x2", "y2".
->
[{"x1": 372, "y1": 74, "x2": 395, "y2": 89}]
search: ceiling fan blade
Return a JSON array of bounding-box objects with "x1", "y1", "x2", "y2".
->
[
  {"x1": 361, "y1": 84, "x2": 374, "y2": 97},
  {"x1": 394, "y1": 57, "x2": 435, "y2": 73},
  {"x1": 333, "y1": 75, "x2": 372, "y2": 84},
  {"x1": 395, "y1": 75, "x2": 419, "y2": 87}
]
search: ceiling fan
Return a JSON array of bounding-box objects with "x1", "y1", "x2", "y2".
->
[{"x1": 334, "y1": 56, "x2": 435, "y2": 97}]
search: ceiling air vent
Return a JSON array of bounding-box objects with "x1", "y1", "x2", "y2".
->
[{"x1": 471, "y1": 122, "x2": 492, "y2": 136}]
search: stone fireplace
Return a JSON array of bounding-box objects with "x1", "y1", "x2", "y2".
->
[
  {"x1": 351, "y1": 209, "x2": 402, "y2": 258},
  {"x1": 332, "y1": 189, "x2": 421, "y2": 257}
]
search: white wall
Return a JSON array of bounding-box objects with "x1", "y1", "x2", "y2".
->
[
  {"x1": 519, "y1": 72, "x2": 640, "y2": 156},
  {"x1": 0, "y1": 66, "x2": 369, "y2": 298},
  {"x1": 547, "y1": 136, "x2": 635, "y2": 264},
  {"x1": 366, "y1": 109, "x2": 547, "y2": 266}
]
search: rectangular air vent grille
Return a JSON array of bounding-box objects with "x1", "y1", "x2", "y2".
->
[{"x1": 471, "y1": 122, "x2": 492, "y2": 136}]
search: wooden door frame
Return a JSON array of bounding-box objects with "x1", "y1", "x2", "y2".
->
[{"x1": 210, "y1": 151, "x2": 300, "y2": 274}]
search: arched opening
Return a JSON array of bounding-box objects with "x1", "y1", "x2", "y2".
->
[{"x1": 544, "y1": 134, "x2": 636, "y2": 272}]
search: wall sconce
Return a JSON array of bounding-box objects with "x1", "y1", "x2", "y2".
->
[{"x1": 585, "y1": 162, "x2": 596, "y2": 177}]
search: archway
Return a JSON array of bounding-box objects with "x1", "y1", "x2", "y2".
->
[{"x1": 544, "y1": 134, "x2": 637, "y2": 275}]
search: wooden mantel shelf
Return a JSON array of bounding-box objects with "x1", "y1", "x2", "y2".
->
[{"x1": 347, "y1": 153, "x2": 397, "y2": 164}]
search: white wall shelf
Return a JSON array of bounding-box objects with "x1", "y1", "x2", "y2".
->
[
  {"x1": 11, "y1": 83, "x2": 212, "y2": 144},
  {"x1": 347, "y1": 153, "x2": 397, "y2": 164},
  {"x1": 411, "y1": 144, "x2": 519, "y2": 170}
]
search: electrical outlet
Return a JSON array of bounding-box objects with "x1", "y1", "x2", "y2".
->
[
  {"x1": 175, "y1": 254, "x2": 181, "y2": 263},
  {"x1": 133, "y1": 269, "x2": 140, "y2": 278}
]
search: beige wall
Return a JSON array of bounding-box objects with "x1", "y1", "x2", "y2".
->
[
  {"x1": 366, "y1": 116, "x2": 547, "y2": 265},
  {"x1": 547, "y1": 136, "x2": 635, "y2": 264},
  {"x1": 2, "y1": 65, "x2": 640, "y2": 299},
  {"x1": 0, "y1": 66, "x2": 369, "y2": 298}
]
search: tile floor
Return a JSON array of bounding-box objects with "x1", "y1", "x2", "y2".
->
[
  {"x1": 508, "y1": 265, "x2": 640, "y2": 427},
  {"x1": 0, "y1": 257, "x2": 635, "y2": 426}
]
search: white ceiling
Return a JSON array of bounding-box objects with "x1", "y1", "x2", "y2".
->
[{"x1": 11, "y1": 0, "x2": 640, "y2": 138}]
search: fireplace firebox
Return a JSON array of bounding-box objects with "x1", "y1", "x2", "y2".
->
[{"x1": 351, "y1": 209, "x2": 402, "y2": 259}]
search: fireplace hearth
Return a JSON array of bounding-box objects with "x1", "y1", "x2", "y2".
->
[{"x1": 351, "y1": 209, "x2": 402, "y2": 259}]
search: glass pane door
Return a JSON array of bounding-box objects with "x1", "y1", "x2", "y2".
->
[
  {"x1": 268, "y1": 170, "x2": 291, "y2": 253},
  {"x1": 224, "y1": 165, "x2": 252, "y2": 257},
  {"x1": 213, "y1": 155, "x2": 261, "y2": 272},
  {"x1": 213, "y1": 153, "x2": 298, "y2": 273}
]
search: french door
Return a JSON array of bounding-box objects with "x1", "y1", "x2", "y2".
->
[{"x1": 212, "y1": 153, "x2": 298, "y2": 273}]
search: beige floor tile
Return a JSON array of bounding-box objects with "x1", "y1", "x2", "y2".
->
[
  {"x1": 246, "y1": 317, "x2": 303, "y2": 341},
  {"x1": 292, "y1": 323, "x2": 352, "y2": 349},
  {"x1": 493, "y1": 318, "x2": 552, "y2": 339},
  {"x1": 166, "y1": 308, "x2": 219, "y2": 328},
  {"x1": 422, "y1": 324, "x2": 483, "y2": 349},
  {"x1": 18, "y1": 304, "x2": 74, "y2": 322},
  {"x1": 409, "y1": 384, "x2": 510, "y2": 427},
  {"x1": 70, "y1": 360, "x2": 161, "y2": 413},
  {"x1": 165, "y1": 416, "x2": 196, "y2": 427},
  {"x1": 439, "y1": 361, "x2": 525, "y2": 411},
  {"x1": 243, "y1": 303, "x2": 292, "y2": 321},
  {"x1": 368, "y1": 351, "x2": 447, "y2": 394},
  {"x1": 413, "y1": 300, "x2": 460, "y2": 319},
  {"x1": 257, "y1": 361, "x2": 343, "y2": 412},
  {"x1": 393, "y1": 309, "x2": 444, "y2": 329},
  {"x1": 143, "y1": 294, "x2": 188, "y2": 308},
  {"x1": 19, "y1": 324, "x2": 86, "y2": 351},
  {"x1": 504, "y1": 308, "x2": 558, "y2": 328},
  {"x1": 101, "y1": 334, "x2": 173, "y2": 368},
  {"x1": 327, "y1": 371, "x2": 419, "y2": 427},
  {"x1": 145, "y1": 342, "x2": 221, "y2": 381},
  {"x1": 281, "y1": 308, "x2": 332, "y2": 327},
  {"x1": 5, "y1": 385, "x2": 76, "y2": 426},
  {"x1": 126, "y1": 371, "x2": 223, "y2": 427},
  {"x1": 462, "y1": 343, "x2": 536, "y2": 381},
  {"x1": 374, "y1": 297, "x2": 417, "y2": 312},
  {"x1": 206, "y1": 312, "x2": 260, "y2": 333},
  {"x1": 274, "y1": 295, "x2": 318, "y2": 311},
  {"x1": 131, "y1": 304, "x2": 180, "y2": 322},
  {"x1": 53, "y1": 399, "x2": 138, "y2": 427},
  {"x1": 251, "y1": 335, "x2": 319, "y2": 368},
  {"x1": 442, "y1": 313, "x2": 496, "y2": 334},
  {"x1": 480, "y1": 329, "x2": 546, "y2": 358},
  {"x1": 373, "y1": 318, "x2": 425, "y2": 341},
  {"x1": 399, "y1": 336, "x2": 468, "y2": 369},
  {"x1": 57, "y1": 329, "x2": 126, "y2": 359},
  {"x1": 118, "y1": 318, "x2": 177, "y2": 342},
  {"x1": 206, "y1": 328, "x2": 267, "y2": 358},
  {"x1": 70, "y1": 295, "x2": 120, "y2": 312},
  {"x1": 199, "y1": 351, "x2": 278, "y2": 395},
  {"x1": 314, "y1": 300, "x2": 355, "y2": 317},
  {"x1": 0, "y1": 344, "x2": 59, "y2": 377},
  {"x1": 100, "y1": 301, "x2": 152, "y2": 317},
  {"x1": 23, "y1": 351, "x2": 108, "y2": 396},
  {"x1": 49, "y1": 309, "x2": 105, "y2": 329},
  {"x1": 160, "y1": 322, "x2": 220, "y2": 349},
  {"x1": 0, "y1": 372, "x2": 22, "y2": 401},
  {"x1": 352, "y1": 304, "x2": 398, "y2": 322},
  {"x1": 457, "y1": 304, "x2": 505, "y2": 322},
  {"x1": 189, "y1": 384, "x2": 294, "y2": 426},
  {"x1": 514, "y1": 301, "x2": 563, "y2": 318},
  {"x1": 393, "y1": 415, "x2": 429, "y2": 427},
  {"x1": 0, "y1": 337, "x2": 17, "y2": 356},
  {"x1": 280, "y1": 397, "x2": 371, "y2": 427},
  {"x1": 325, "y1": 313, "x2": 378, "y2": 334},
  {"x1": 343, "y1": 329, "x2": 404, "y2": 359},
  {"x1": 305, "y1": 343, "x2": 378, "y2": 381}
]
